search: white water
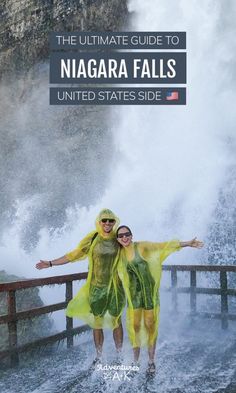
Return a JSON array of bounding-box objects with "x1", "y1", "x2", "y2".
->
[
  {"x1": 1, "y1": 3, "x2": 236, "y2": 393},
  {"x1": 1, "y1": 0, "x2": 236, "y2": 328},
  {"x1": 1, "y1": 323, "x2": 236, "y2": 393}
]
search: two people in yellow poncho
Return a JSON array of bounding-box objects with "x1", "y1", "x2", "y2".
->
[{"x1": 36, "y1": 208, "x2": 203, "y2": 373}]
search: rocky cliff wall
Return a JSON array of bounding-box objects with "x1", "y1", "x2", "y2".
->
[
  {"x1": 0, "y1": 0, "x2": 129, "y2": 250},
  {"x1": 0, "y1": 0, "x2": 128, "y2": 76}
]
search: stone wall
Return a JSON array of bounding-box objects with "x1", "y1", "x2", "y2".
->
[{"x1": 0, "y1": 0, "x2": 128, "y2": 77}]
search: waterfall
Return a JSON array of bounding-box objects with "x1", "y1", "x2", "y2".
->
[
  {"x1": 0, "y1": 3, "x2": 236, "y2": 391},
  {"x1": 0, "y1": 0, "x2": 235, "y2": 277}
]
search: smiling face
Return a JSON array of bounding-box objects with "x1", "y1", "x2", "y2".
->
[
  {"x1": 99, "y1": 218, "x2": 116, "y2": 234},
  {"x1": 117, "y1": 226, "x2": 133, "y2": 247}
]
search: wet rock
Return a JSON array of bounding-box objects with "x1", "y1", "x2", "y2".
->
[{"x1": 0, "y1": 0, "x2": 128, "y2": 77}]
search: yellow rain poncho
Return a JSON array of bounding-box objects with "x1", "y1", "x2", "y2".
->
[
  {"x1": 118, "y1": 240, "x2": 181, "y2": 347},
  {"x1": 66, "y1": 209, "x2": 125, "y2": 330}
]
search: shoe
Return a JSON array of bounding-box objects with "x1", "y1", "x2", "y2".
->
[
  {"x1": 91, "y1": 357, "x2": 102, "y2": 370},
  {"x1": 128, "y1": 362, "x2": 140, "y2": 378},
  {"x1": 131, "y1": 361, "x2": 140, "y2": 369},
  {"x1": 146, "y1": 362, "x2": 156, "y2": 376}
]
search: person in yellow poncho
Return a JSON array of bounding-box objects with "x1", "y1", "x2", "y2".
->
[
  {"x1": 116, "y1": 225, "x2": 204, "y2": 375},
  {"x1": 36, "y1": 209, "x2": 125, "y2": 364}
]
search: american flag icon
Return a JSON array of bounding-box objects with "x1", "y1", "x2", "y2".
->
[{"x1": 166, "y1": 91, "x2": 179, "y2": 100}]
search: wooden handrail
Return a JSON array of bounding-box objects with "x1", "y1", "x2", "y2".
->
[
  {"x1": 1, "y1": 265, "x2": 235, "y2": 293},
  {"x1": 1, "y1": 264, "x2": 236, "y2": 368},
  {"x1": 0, "y1": 272, "x2": 88, "y2": 292},
  {"x1": 1, "y1": 265, "x2": 236, "y2": 293},
  {"x1": 0, "y1": 271, "x2": 89, "y2": 367},
  {"x1": 162, "y1": 264, "x2": 236, "y2": 272}
]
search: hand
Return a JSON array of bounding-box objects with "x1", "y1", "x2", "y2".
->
[
  {"x1": 36, "y1": 260, "x2": 50, "y2": 269},
  {"x1": 189, "y1": 237, "x2": 204, "y2": 248}
]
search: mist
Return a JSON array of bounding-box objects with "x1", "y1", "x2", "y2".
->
[
  {"x1": 0, "y1": 3, "x2": 236, "y2": 392},
  {"x1": 0, "y1": 0, "x2": 235, "y2": 296}
]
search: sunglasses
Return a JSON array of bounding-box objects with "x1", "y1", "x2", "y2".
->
[
  {"x1": 117, "y1": 232, "x2": 132, "y2": 238},
  {"x1": 101, "y1": 218, "x2": 115, "y2": 223}
]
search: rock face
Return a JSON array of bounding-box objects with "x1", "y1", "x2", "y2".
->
[
  {"x1": 0, "y1": 0, "x2": 128, "y2": 77},
  {"x1": 0, "y1": 0, "x2": 128, "y2": 249},
  {"x1": 0, "y1": 0, "x2": 128, "y2": 250}
]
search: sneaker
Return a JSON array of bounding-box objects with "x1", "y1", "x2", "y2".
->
[
  {"x1": 146, "y1": 362, "x2": 156, "y2": 376},
  {"x1": 131, "y1": 361, "x2": 140, "y2": 369},
  {"x1": 91, "y1": 357, "x2": 102, "y2": 370},
  {"x1": 129, "y1": 362, "x2": 140, "y2": 378}
]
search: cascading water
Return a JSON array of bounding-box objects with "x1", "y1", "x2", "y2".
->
[
  {"x1": 1, "y1": 0, "x2": 235, "y2": 276},
  {"x1": 0, "y1": 0, "x2": 236, "y2": 392}
]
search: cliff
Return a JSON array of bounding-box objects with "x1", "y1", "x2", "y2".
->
[
  {"x1": 0, "y1": 0, "x2": 129, "y2": 250},
  {"x1": 0, "y1": 0, "x2": 128, "y2": 77}
]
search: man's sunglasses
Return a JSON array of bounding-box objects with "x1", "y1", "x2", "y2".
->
[
  {"x1": 101, "y1": 218, "x2": 115, "y2": 223},
  {"x1": 117, "y1": 232, "x2": 132, "y2": 238}
]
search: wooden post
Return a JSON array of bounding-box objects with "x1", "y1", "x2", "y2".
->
[
  {"x1": 66, "y1": 282, "x2": 73, "y2": 347},
  {"x1": 171, "y1": 267, "x2": 178, "y2": 313},
  {"x1": 220, "y1": 271, "x2": 228, "y2": 329},
  {"x1": 7, "y1": 290, "x2": 19, "y2": 366},
  {"x1": 190, "y1": 271, "x2": 197, "y2": 323}
]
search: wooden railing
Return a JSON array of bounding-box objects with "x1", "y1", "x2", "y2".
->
[
  {"x1": 0, "y1": 264, "x2": 236, "y2": 367},
  {"x1": 162, "y1": 264, "x2": 236, "y2": 329},
  {"x1": 0, "y1": 272, "x2": 89, "y2": 367}
]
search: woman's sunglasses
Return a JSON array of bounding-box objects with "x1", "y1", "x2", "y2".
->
[
  {"x1": 117, "y1": 232, "x2": 132, "y2": 238},
  {"x1": 101, "y1": 218, "x2": 115, "y2": 223}
]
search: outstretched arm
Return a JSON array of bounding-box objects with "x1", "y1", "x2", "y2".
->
[
  {"x1": 139, "y1": 237, "x2": 203, "y2": 264},
  {"x1": 36, "y1": 255, "x2": 69, "y2": 270},
  {"x1": 35, "y1": 230, "x2": 97, "y2": 270},
  {"x1": 140, "y1": 240, "x2": 181, "y2": 262},
  {"x1": 180, "y1": 237, "x2": 204, "y2": 248}
]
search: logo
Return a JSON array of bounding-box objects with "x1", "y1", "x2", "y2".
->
[{"x1": 95, "y1": 362, "x2": 139, "y2": 382}]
